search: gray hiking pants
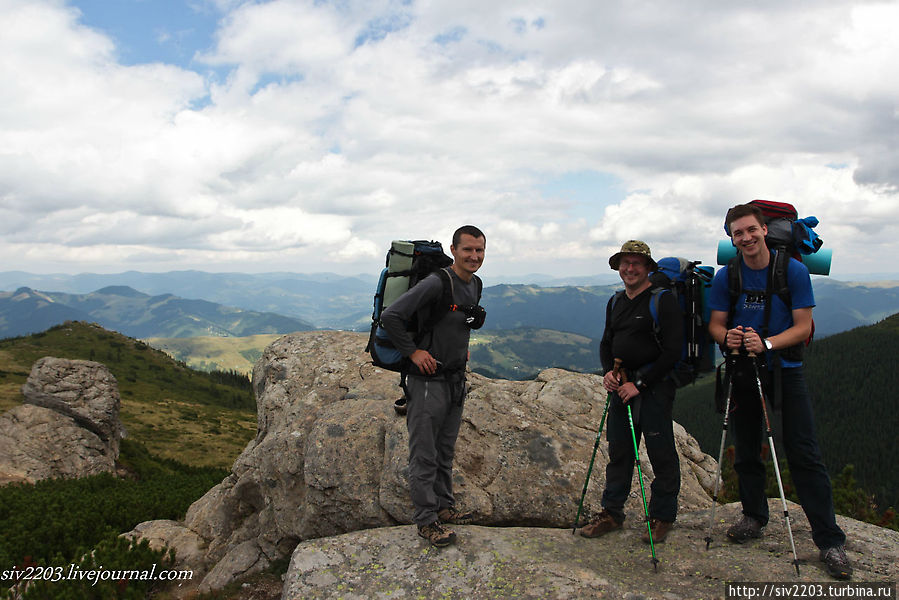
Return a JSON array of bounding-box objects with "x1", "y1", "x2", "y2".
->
[{"x1": 405, "y1": 373, "x2": 466, "y2": 527}]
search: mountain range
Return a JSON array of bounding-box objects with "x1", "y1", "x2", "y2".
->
[
  {"x1": 1, "y1": 271, "x2": 898, "y2": 342},
  {"x1": 0, "y1": 286, "x2": 313, "y2": 340}
]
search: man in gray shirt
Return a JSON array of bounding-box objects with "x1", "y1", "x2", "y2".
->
[{"x1": 380, "y1": 225, "x2": 486, "y2": 547}]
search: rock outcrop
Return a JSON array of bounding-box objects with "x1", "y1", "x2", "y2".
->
[
  {"x1": 129, "y1": 331, "x2": 720, "y2": 593},
  {"x1": 281, "y1": 500, "x2": 899, "y2": 599},
  {"x1": 0, "y1": 357, "x2": 126, "y2": 485}
]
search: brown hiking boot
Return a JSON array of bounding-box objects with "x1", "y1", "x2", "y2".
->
[
  {"x1": 820, "y1": 545, "x2": 852, "y2": 580},
  {"x1": 641, "y1": 518, "x2": 674, "y2": 544},
  {"x1": 579, "y1": 510, "x2": 623, "y2": 538},
  {"x1": 726, "y1": 515, "x2": 763, "y2": 544},
  {"x1": 418, "y1": 521, "x2": 456, "y2": 548},
  {"x1": 438, "y1": 507, "x2": 474, "y2": 525}
]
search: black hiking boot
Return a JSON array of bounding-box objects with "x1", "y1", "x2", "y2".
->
[
  {"x1": 820, "y1": 545, "x2": 852, "y2": 580},
  {"x1": 579, "y1": 510, "x2": 624, "y2": 538},
  {"x1": 727, "y1": 515, "x2": 763, "y2": 543},
  {"x1": 438, "y1": 507, "x2": 474, "y2": 525},
  {"x1": 418, "y1": 521, "x2": 456, "y2": 548}
]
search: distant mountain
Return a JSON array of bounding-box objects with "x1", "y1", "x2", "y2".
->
[
  {"x1": 0, "y1": 286, "x2": 314, "y2": 340},
  {"x1": 1, "y1": 271, "x2": 897, "y2": 337},
  {"x1": 0, "y1": 271, "x2": 373, "y2": 330},
  {"x1": 0, "y1": 288, "x2": 93, "y2": 338},
  {"x1": 809, "y1": 279, "x2": 899, "y2": 336},
  {"x1": 481, "y1": 284, "x2": 618, "y2": 339}
]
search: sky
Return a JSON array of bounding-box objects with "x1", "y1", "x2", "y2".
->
[{"x1": 1, "y1": 0, "x2": 898, "y2": 281}]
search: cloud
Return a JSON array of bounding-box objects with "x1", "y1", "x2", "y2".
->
[{"x1": 1, "y1": 0, "x2": 897, "y2": 278}]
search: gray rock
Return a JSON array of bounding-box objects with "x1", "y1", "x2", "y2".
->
[
  {"x1": 0, "y1": 357, "x2": 125, "y2": 484},
  {"x1": 128, "y1": 331, "x2": 720, "y2": 593},
  {"x1": 281, "y1": 500, "x2": 899, "y2": 599},
  {"x1": 21, "y1": 356, "x2": 126, "y2": 452}
]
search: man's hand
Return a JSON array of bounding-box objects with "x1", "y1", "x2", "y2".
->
[
  {"x1": 740, "y1": 327, "x2": 767, "y2": 354},
  {"x1": 603, "y1": 370, "x2": 621, "y2": 392},
  {"x1": 410, "y1": 349, "x2": 438, "y2": 375},
  {"x1": 617, "y1": 381, "x2": 640, "y2": 403},
  {"x1": 724, "y1": 325, "x2": 747, "y2": 350}
]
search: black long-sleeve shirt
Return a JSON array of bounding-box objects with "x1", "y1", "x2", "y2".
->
[{"x1": 599, "y1": 286, "x2": 683, "y2": 388}]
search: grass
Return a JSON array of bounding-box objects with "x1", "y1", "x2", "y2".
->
[
  {"x1": 0, "y1": 322, "x2": 256, "y2": 469},
  {"x1": 146, "y1": 333, "x2": 283, "y2": 375}
]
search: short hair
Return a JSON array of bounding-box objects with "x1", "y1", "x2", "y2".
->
[
  {"x1": 725, "y1": 203, "x2": 765, "y2": 233},
  {"x1": 452, "y1": 225, "x2": 486, "y2": 247}
]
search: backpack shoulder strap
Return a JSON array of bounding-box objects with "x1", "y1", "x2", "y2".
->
[
  {"x1": 762, "y1": 249, "x2": 792, "y2": 338},
  {"x1": 769, "y1": 249, "x2": 791, "y2": 307},
  {"x1": 647, "y1": 287, "x2": 668, "y2": 335},
  {"x1": 606, "y1": 290, "x2": 624, "y2": 333},
  {"x1": 414, "y1": 268, "x2": 454, "y2": 341},
  {"x1": 726, "y1": 255, "x2": 743, "y2": 328}
]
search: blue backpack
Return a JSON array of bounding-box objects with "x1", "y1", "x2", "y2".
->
[{"x1": 609, "y1": 257, "x2": 715, "y2": 387}]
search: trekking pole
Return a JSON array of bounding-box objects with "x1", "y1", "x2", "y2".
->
[
  {"x1": 705, "y1": 350, "x2": 737, "y2": 549},
  {"x1": 750, "y1": 352, "x2": 801, "y2": 575},
  {"x1": 623, "y1": 368, "x2": 660, "y2": 572},
  {"x1": 572, "y1": 358, "x2": 622, "y2": 533}
]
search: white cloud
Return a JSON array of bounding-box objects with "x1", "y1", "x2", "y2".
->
[{"x1": 1, "y1": 0, "x2": 897, "y2": 279}]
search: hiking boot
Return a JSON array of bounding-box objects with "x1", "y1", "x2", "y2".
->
[
  {"x1": 579, "y1": 510, "x2": 623, "y2": 538},
  {"x1": 641, "y1": 518, "x2": 674, "y2": 544},
  {"x1": 820, "y1": 545, "x2": 852, "y2": 580},
  {"x1": 727, "y1": 515, "x2": 763, "y2": 544},
  {"x1": 438, "y1": 507, "x2": 474, "y2": 525},
  {"x1": 418, "y1": 521, "x2": 456, "y2": 548}
]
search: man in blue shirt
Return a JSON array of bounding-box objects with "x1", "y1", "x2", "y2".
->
[{"x1": 708, "y1": 203, "x2": 850, "y2": 580}]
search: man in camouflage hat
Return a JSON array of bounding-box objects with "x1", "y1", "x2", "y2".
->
[{"x1": 579, "y1": 240, "x2": 683, "y2": 544}]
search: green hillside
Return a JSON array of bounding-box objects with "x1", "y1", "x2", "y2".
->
[
  {"x1": 0, "y1": 321, "x2": 256, "y2": 468},
  {"x1": 674, "y1": 313, "x2": 899, "y2": 511},
  {"x1": 469, "y1": 328, "x2": 598, "y2": 380},
  {"x1": 147, "y1": 333, "x2": 284, "y2": 375}
]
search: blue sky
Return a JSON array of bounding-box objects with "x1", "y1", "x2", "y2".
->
[
  {"x1": 73, "y1": 0, "x2": 219, "y2": 68},
  {"x1": 2, "y1": 0, "x2": 898, "y2": 280}
]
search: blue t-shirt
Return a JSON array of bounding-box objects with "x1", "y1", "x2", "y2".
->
[{"x1": 709, "y1": 257, "x2": 814, "y2": 368}]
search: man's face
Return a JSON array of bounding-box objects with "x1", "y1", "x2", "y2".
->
[
  {"x1": 729, "y1": 215, "x2": 768, "y2": 260},
  {"x1": 618, "y1": 254, "x2": 651, "y2": 287},
  {"x1": 451, "y1": 233, "x2": 486, "y2": 276}
]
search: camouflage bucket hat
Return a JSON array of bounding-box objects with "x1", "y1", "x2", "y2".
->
[{"x1": 609, "y1": 240, "x2": 657, "y2": 271}]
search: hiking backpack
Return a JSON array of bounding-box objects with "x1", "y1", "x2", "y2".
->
[
  {"x1": 717, "y1": 199, "x2": 830, "y2": 275},
  {"x1": 365, "y1": 240, "x2": 483, "y2": 373},
  {"x1": 608, "y1": 257, "x2": 715, "y2": 387}
]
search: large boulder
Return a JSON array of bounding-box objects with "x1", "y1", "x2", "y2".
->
[
  {"x1": 0, "y1": 357, "x2": 125, "y2": 484},
  {"x1": 129, "y1": 331, "x2": 719, "y2": 593}
]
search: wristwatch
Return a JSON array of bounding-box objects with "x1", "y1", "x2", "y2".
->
[{"x1": 764, "y1": 338, "x2": 773, "y2": 351}]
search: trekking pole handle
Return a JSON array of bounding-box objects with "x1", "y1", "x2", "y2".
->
[{"x1": 612, "y1": 358, "x2": 627, "y2": 383}]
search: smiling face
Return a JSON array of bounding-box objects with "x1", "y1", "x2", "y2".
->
[
  {"x1": 450, "y1": 233, "x2": 485, "y2": 280},
  {"x1": 618, "y1": 253, "x2": 652, "y2": 290},
  {"x1": 728, "y1": 214, "x2": 769, "y2": 264}
]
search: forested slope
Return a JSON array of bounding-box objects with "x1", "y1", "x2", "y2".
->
[{"x1": 674, "y1": 313, "x2": 899, "y2": 512}]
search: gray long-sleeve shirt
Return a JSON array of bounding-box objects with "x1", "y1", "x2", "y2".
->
[{"x1": 380, "y1": 268, "x2": 480, "y2": 373}]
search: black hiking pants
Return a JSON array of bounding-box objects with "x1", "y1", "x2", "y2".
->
[
  {"x1": 732, "y1": 366, "x2": 846, "y2": 549},
  {"x1": 601, "y1": 378, "x2": 680, "y2": 523}
]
